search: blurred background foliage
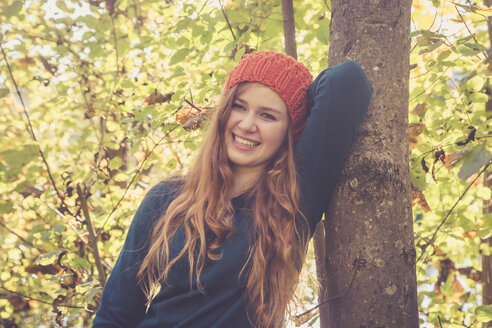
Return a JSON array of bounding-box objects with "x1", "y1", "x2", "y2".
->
[{"x1": 0, "y1": 0, "x2": 491, "y2": 327}]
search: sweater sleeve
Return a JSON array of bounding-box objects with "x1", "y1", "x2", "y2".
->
[
  {"x1": 92, "y1": 182, "x2": 173, "y2": 327},
  {"x1": 295, "y1": 61, "x2": 372, "y2": 235}
]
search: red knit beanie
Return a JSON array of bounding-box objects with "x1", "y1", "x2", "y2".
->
[{"x1": 223, "y1": 51, "x2": 313, "y2": 141}]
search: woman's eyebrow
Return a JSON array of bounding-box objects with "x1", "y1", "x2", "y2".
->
[{"x1": 235, "y1": 97, "x2": 282, "y2": 115}]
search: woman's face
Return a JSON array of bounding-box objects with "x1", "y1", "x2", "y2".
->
[{"x1": 225, "y1": 82, "x2": 289, "y2": 173}]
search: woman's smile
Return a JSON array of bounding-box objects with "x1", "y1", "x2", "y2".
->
[{"x1": 232, "y1": 133, "x2": 260, "y2": 149}]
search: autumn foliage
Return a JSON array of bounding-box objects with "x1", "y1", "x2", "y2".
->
[{"x1": 0, "y1": 0, "x2": 491, "y2": 326}]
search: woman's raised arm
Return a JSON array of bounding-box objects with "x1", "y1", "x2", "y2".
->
[{"x1": 295, "y1": 60, "x2": 372, "y2": 234}]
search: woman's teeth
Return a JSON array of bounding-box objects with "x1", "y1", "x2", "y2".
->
[{"x1": 234, "y1": 135, "x2": 259, "y2": 147}]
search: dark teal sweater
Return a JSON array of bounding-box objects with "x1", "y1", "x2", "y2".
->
[{"x1": 92, "y1": 61, "x2": 372, "y2": 328}]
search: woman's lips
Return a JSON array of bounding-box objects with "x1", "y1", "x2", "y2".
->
[{"x1": 232, "y1": 133, "x2": 260, "y2": 150}]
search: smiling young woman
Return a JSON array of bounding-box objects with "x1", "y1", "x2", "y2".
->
[
  {"x1": 92, "y1": 51, "x2": 372, "y2": 328},
  {"x1": 225, "y1": 82, "x2": 290, "y2": 196}
]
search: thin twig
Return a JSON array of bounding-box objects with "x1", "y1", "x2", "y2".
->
[
  {"x1": 294, "y1": 258, "x2": 364, "y2": 319},
  {"x1": 323, "y1": 0, "x2": 331, "y2": 13},
  {"x1": 46, "y1": 203, "x2": 86, "y2": 242},
  {"x1": 184, "y1": 98, "x2": 203, "y2": 112},
  {"x1": 0, "y1": 42, "x2": 77, "y2": 219},
  {"x1": 110, "y1": 14, "x2": 120, "y2": 75},
  {"x1": 96, "y1": 125, "x2": 180, "y2": 238},
  {"x1": 409, "y1": 135, "x2": 492, "y2": 163},
  {"x1": 410, "y1": 64, "x2": 452, "y2": 101},
  {"x1": 455, "y1": 5, "x2": 488, "y2": 60},
  {"x1": 0, "y1": 286, "x2": 84, "y2": 309},
  {"x1": 76, "y1": 184, "x2": 107, "y2": 286},
  {"x1": 448, "y1": 78, "x2": 472, "y2": 124},
  {"x1": 217, "y1": 0, "x2": 236, "y2": 41},
  {"x1": 417, "y1": 160, "x2": 492, "y2": 262},
  {"x1": 0, "y1": 221, "x2": 36, "y2": 249},
  {"x1": 438, "y1": 316, "x2": 443, "y2": 328}
]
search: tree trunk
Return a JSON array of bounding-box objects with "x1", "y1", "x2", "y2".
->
[
  {"x1": 321, "y1": 1, "x2": 419, "y2": 327},
  {"x1": 482, "y1": 2, "x2": 492, "y2": 326},
  {"x1": 313, "y1": 223, "x2": 330, "y2": 327},
  {"x1": 281, "y1": 0, "x2": 297, "y2": 60}
]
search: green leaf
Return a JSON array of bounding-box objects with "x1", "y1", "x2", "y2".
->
[
  {"x1": 80, "y1": 15, "x2": 98, "y2": 29},
  {"x1": 85, "y1": 286, "x2": 102, "y2": 304},
  {"x1": 56, "y1": 0, "x2": 71, "y2": 12},
  {"x1": 439, "y1": 60, "x2": 455, "y2": 67},
  {"x1": 120, "y1": 80, "x2": 135, "y2": 88},
  {"x1": 0, "y1": 200, "x2": 14, "y2": 214},
  {"x1": 475, "y1": 305, "x2": 492, "y2": 322},
  {"x1": 34, "y1": 249, "x2": 63, "y2": 265},
  {"x1": 53, "y1": 224, "x2": 66, "y2": 233},
  {"x1": 440, "y1": 272, "x2": 455, "y2": 297},
  {"x1": 55, "y1": 45, "x2": 68, "y2": 55},
  {"x1": 0, "y1": 144, "x2": 39, "y2": 178},
  {"x1": 5, "y1": 0, "x2": 23, "y2": 18},
  {"x1": 453, "y1": 3, "x2": 474, "y2": 13},
  {"x1": 418, "y1": 41, "x2": 443, "y2": 54},
  {"x1": 466, "y1": 76, "x2": 485, "y2": 92},
  {"x1": 200, "y1": 31, "x2": 213, "y2": 45},
  {"x1": 315, "y1": 19, "x2": 330, "y2": 45},
  {"x1": 166, "y1": 158, "x2": 177, "y2": 170},
  {"x1": 117, "y1": 39, "x2": 130, "y2": 58},
  {"x1": 421, "y1": 30, "x2": 446, "y2": 38},
  {"x1": 458, "y1": 146, "x2": 492, "y2": 181},
  {"x1": 469, "y1": 92, "x2": 489, "y2": 103},
  {"x1": 108, "y1": 157, "x2": 122, "y2": 170},
  {"x1": 476, "y1": 186, "x2": 491, "y2": 200},
  {"x1": 68, "y1": 254, "x2": 90, "y2": 269},
  {"x1": 457, "y1": 44, "x2": 481, "y2": 56},
  {"x1": 88, "y1": 43, "x2": 104, "y2": 58},
  {"x1": 416, "y1": 36, "x2": 432, "y2": 46},
  {"x1": 0, "y1": 87, "x2": 9, "y2": 98},
  {"x1": 456, "y1": 34, "x2": 475, "y2": 45},
  {"x1": 464, "y1": 42, "x2": 487, "y2": 52},
  {"x1": 113, "y1": 172, "x2": 128, "y2": 182},
  {"x1": 437, "y1": 50, "x2": 451, "y2": 61},
  {"x1": 169, "y1": 48, "x2": 191, "y2": 66}
]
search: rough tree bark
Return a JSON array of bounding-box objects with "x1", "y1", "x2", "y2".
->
[
  {"x1": 482, "y1": 1, "x2": 492, "y2": 326},
  {"x1": 319, "y1": 1, "x2": 419, "y2": 327}
]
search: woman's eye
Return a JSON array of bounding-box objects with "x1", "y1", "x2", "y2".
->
[
  {"x1": 232, "y1": 103, "x2": 245, "y2": 111},
  {"x1": 262, "y1": 113, "x2": 276, "y2": 121}
]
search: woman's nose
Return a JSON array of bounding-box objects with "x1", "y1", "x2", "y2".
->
[{"x1": 237, "y1": 112, "x2": 257, "y2": 132}]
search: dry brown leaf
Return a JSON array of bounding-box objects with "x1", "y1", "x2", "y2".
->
[{"x1": 411, "y1": 185, "x2": 431, "y2": 212}]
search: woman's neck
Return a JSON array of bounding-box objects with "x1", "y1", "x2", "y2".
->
[{"x1": 231, "y1": 165, "x2": 265, "y2": 197}]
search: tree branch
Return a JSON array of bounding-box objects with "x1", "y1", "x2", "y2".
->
[
  {"x1": 0, "y1": 286, "x2": 84, "y2": 309},
  {"x1": 217, "y1": 0, "x2": 236, "y2": 41},
  {"x1": 76, "y1": 184, "x2": 107, "y2": 286},
  {"x1": 293, "y1": 257, "x2": 364, "y2": 320},
  {"x1": 96, "y1": 125, "x2": 180, "y2": 238},
  {"x1": 0, "y1": 221, "x2": 36, "y2": 249},
  {"x1": 46, "y1": 203, "x2": 87, "y2": 243},
  {"x1": 0, "y1": 41, "x2": 76, "y2": 219},
  {"x1": 455, "y1": 5, "x2": 488, "y2": 60},
  {"x1": 111, "y1": 14, "x2": 120, "y2": 75},
  {"x1": 417, "y1": 160, "x2": 492, "y2": 262},
  {"x1": 323, "y1": 0, "x2": 331, "y2": 13}
]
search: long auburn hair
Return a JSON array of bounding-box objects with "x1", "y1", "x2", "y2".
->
[{"x1": 137, "y1": 83, "x2": 310, "y2": 327}]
